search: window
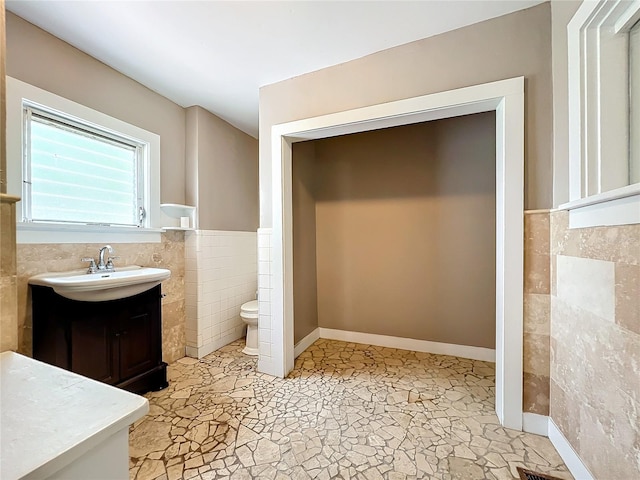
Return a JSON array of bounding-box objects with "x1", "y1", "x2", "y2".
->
[
  {"x1": 23, "y1": 105, "x2": 146, "y2": 227},
  {"x1": 631, "y1": 19, "x2": 640, "y2": 185},
  {"x1": 565, "y1": 0, "x2": 640, "y2": 228},
  {"x1": 6, "y1": 77, "x2": 161, "y2": 243}
]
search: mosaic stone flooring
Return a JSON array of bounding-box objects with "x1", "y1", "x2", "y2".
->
[{"x1": 129, "y1": 339, "x2": 572, "y2": 480}]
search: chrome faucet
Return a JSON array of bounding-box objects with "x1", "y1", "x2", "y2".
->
[
  {"x1": 98, "y1": 245, "x2": 115, "y2": 271},
  {"x1": 81, "y1": 245, "x2": 117, "y2": 274}
]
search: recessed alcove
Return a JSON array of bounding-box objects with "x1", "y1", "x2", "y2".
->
[{"x1": 292, "y1": 112, "x2": 497, "y2": 351}]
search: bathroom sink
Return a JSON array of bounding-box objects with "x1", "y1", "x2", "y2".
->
[{"x1": 28, "y1": 266, "x2": 171, "y2": 302}]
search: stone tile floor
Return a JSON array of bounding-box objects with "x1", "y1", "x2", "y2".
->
[{"x1": 129, "y1": 339, "x2": 572, "y2": 480}]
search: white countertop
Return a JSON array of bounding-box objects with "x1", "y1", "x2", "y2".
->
[{"x1": 0, "y1": 352, "x2": 148, "y2": 480}]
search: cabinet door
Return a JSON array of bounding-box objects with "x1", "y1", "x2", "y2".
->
[
  {"x1": 70, "y1": 314, "x2": 118, "y2": 385},
  {"x1": 118, "y1": 311, "x2": 156, "y2": 381}
]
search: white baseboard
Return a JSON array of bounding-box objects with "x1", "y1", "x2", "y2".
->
[
  {"x1": 548, "y1": 418, "x2": 594, "y2": 480},
  {"x1": 522, "y1": 412, "x2": 549, "y2": 436},
  {"x1": 317, "y1": 328, "x2": 495, "y2": 362},
  {"x1": 294, "y1": 328, "x2": 320, "y2": 358}
]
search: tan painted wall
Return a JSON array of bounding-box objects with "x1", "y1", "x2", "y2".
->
[
  {"x1": 260, "y1": 3, "x2": 552, "y2": 226},
  {"x1": 186, "y1": 106, "x2": 258, "y2": 231},
  {"x1": 185, "y1": 106, "x2": 199, "y2": 218},
  {"x1": 5, "y1": 12, "x2": 187, "y2": 204},
  {"x1": 292, "y1": 141, "x2": 318, "y2": 344},
  {"x1": 293, "y1": 113, "x2": 496, "y2": 349}
]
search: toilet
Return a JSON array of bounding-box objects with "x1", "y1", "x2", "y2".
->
[{"x1": 240, "y1": 300, "x2": 259, "y2": 356}]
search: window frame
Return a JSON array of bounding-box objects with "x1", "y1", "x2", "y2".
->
[
  {"x1": 6, "y1": 76, "x2": 162, "y2": 243},
  {"x1": 564, "y1": 0, "x2": 640, "y2": 228},
  {"x1": 22, "y1": 102, "x2": 148, "y2": 228}
]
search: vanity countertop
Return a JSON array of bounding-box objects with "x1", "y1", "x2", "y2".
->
[{"x1": 0, "y1": 351, "x2": 148, "y2": 480}]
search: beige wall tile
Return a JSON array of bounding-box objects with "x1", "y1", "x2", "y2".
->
[
  {"x1": 551, "y1": 286, "x2": 640, "y2": 478},
  {"x1": 523, "y1": 371, "x2": 550, "y2": 415},
  {"x1": 550, "y1": 254, "x2": 557, "y2": 297},
  {"x1": 616, "y1": 264, "x2": 640, "y2": 335},
  {"x1": 551, "y1": 211, "x2": 640, "y2": 265},
  {"x1": 524, "y1": 293, "x2": 550, "y2": 335},
  {"x1": 524, "y1": 252, "x2": 551, "y2": 294},
  {"x1": 524, "y1": 333, "x2": 550, "y2": 377},
  {"x1": 162, "y1": 299, "x2": 186, "y2": 364},
  {"x1": 556, "y1": 255, "x2": 615, "y2": 322},
  {"x1": 0, "y1": 275, "x2": 18, "y2": 351},
  {"x1": 1, "y1": 201, "x2": 17, "y2": 277},
  {"x1": 549, "y1": 210, "x2": 569, "y2": 257},
  {"x1": 578, "y1": 393, "x2": 640, "y2": 480},
  {"x1": 549, "y1": 379, "x2": 581, "y2": 452},
  {"x1": 524, "y1": 212, "x2": 550, "y2": 255},
  {"x1": 1, "y1": 198, "x2": 19, "y2": 353},
  {"x1": 522, "y1": 328, "x2": 551, "y2": 415}
]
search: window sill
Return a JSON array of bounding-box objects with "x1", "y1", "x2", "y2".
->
[
  {"x1": 557, "y1": 184, "x2": 640, "y2": 228},
  {"x1": 162, "y1": 226, "x2": 196, "y2": 231},
  {"x1": 17, "y1": 222, "x2": 165, "y2": 244}
]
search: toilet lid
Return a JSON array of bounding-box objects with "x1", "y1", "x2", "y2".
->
[{"x1": 241, "y1": 300, "x2": 258, "y2": 314}]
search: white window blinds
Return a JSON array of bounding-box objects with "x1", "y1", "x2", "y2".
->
[{"x1": 23, "y1": 106, "x2": 145, "y2": 227}]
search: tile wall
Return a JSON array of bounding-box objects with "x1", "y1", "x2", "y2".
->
[
  {"x1": 257, "y1": 228, "x2": 274, "y2": 375},
  {"x1": 523, "y1": 211, "x2": 551, "y2": 415},
  {"x1": 550, "y1": 210, "x2": 639, "y2": 479},
  {"x1": 1, "y1": 195, "x2": 19, "y2": 352},
  {"x1": 184, "y1": 230, "x2": 257, "y2": 358}
]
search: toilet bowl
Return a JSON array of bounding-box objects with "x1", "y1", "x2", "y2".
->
[{"x1": 240, "y1": 300, "x2": 259, "y2": 356}]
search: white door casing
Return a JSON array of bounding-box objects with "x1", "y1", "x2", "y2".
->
[{"x1": 264, "y1": 77, "x2": 525, "y2": 430}]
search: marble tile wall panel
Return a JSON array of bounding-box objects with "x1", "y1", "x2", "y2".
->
[
  {"x1": 184, "y1": 230, "x2": 257, "y2": 358},
  {"x1": 524, "y1": 211, "x2": 551, "y2": 295},
  {"x1": 556, "y1": 255, "x2": 615, "y2": 322},
  {"x1": 523, "y1": 211, "x2": 551, "y2": 415},
  {"x1": 550, "y1": 210, "x2": 640, "y2": 479},
  {"x1": 616, "y1": 263, "x2": 640, "y2": 335},
  {"x1": 1, "y1": 197, "x2": 18, "y2": 352},
  {"x1": 16, "y1": 231, "x2": 186, "y2": 363},
  {"x1": 0, "y1": 275, "x2": 18, "y2": 351}
]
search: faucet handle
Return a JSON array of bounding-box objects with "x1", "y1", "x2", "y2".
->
[
  {"x1": 106, "y1": 256, "x2": 120, "y2": 271},
  {"x1": 81, "y1": 257, "x2": 97, "y2": 274}
]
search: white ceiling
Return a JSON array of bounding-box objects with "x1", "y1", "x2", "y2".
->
[{"x1": 6, "y1": 1, "x2": 544, "y2": 138}]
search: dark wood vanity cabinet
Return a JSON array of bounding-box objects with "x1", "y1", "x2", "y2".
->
[{"x1": 32, "y1": 285, "x2": 168, "y2": 394}]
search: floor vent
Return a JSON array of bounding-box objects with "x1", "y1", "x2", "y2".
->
[{"x1": 517, "y1": 467, "x2": 564, "y2": 480}]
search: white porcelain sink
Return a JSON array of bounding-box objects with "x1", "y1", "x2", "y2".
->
[{"x1": 29, "y1": 266, "x2": 171, "y2": 302}]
